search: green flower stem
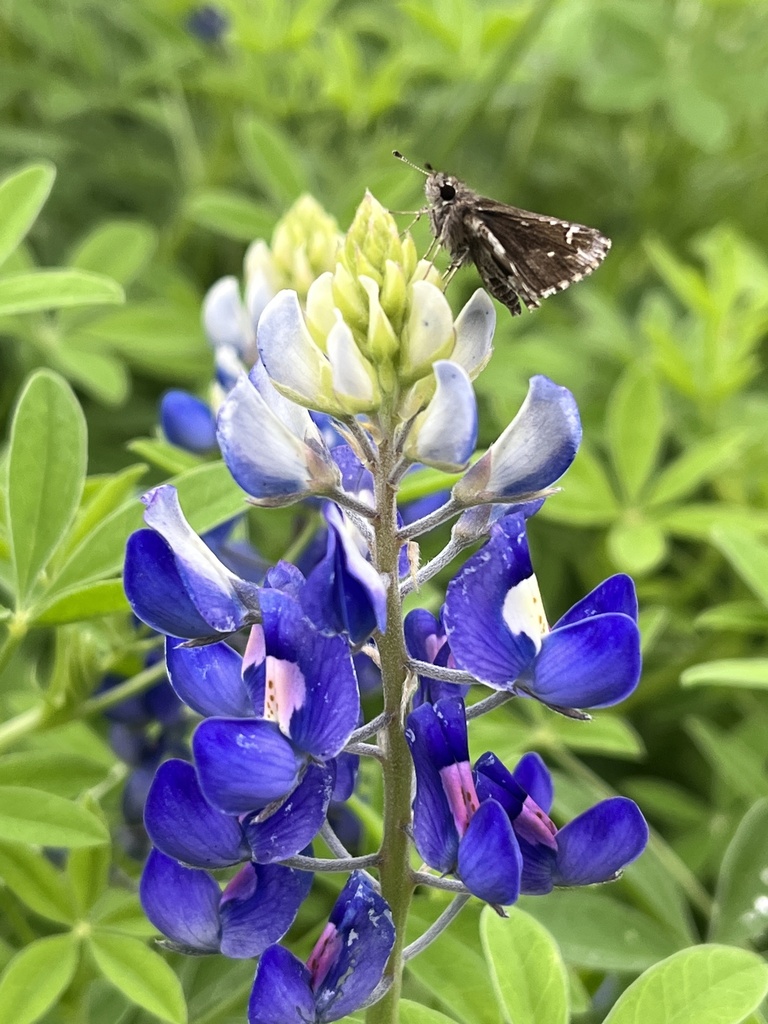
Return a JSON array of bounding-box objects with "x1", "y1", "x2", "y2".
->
[
  {"x1": 0, "y1": 658, "x2": 166, "y2": 755},
  {"x1": 366, "y1": 437, "x2": 415, "y2": 1024}
]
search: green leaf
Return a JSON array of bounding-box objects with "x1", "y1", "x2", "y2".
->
[
  {"x1": 695, "y1": 601, "x2": 768, "y2": 634},
  {"x1": 6, "y1": 370, "x2": 87, "y2": 606},
  {"x1": 685, "y1": 719, "x2": 768, "y2": 801},
  {"x1": 51, "y1": 343, "x2": 131, "y2": 406},
  {"x1": 647, "y1": 432, "x2": 748, "y2": 507},
  {"x1": 405, "y1": 901, "x2": 499, "y2": 1024},
  {"x1": 681, "y1": 658, "x2": 768, "y2": 691},
  {"x1": 518, "y1": 890, "x2": 680, "y2": 971},
  {"x1": 539, "y1": 444, "x2": 619, "y2": 526},
  {"x1": 0, "y1": 787, "x2": 109, "y2": 847},
  {"x1": 0, "y1": 933, "x2": 78, "y2": 1024},
  {"x1": 67, "y1": 795, "x2": 110, "y2": 912},
  {"x1": 185, "y1": 189, "x2": 275, "y2": 241},
  {"x1": 602, "y1": 945, "x2": 768, "y2": 1024},
  {"x1": 90, "y1": 889, "x2": 157, "y2": 938},
  {"x1": 89, "y1": 932, "x2": 187, "y2": 1024},
  {"x1": 480, "y1": 906, "x2": 568, "y2": 1024},
  {"x1": 656, "y1": 505, "x2": 768, "y2": 541},
  {"x1": 236, "y1": 115, "x2": 309, "y2": 204},
  {"x1": 68, "y1": 219, "x2": 157, "y2": 286},
  {"x1": 34, "y1": 579, "x2": 130, "y2": 624},
  {"x1": 711, "y1": 527, "x2": 768, "y2": 607},
  {"x1": 0, "y1": 162, "x2": 56, "y2": 270},
  {"x1": 710, "y1": 799, "x2": 768, "y2": 946},
  {"x1": 606, "y1": 365, "x2": 664, "y2": 500},
  {"x1": 607, "y1": 519, "x2": 667, "y2": 575},
  {"x1": 0, "y1": 751, "x2": 107, "y2": 796},
  {"x1": 644, "y1": 236, "x2": 714, "y2": 315},
  {"x1": 0, "y1": 269, "x2": 124, "y2": 315},
  {"x1": 0, "y1": 841, "x2": 75, "y2": 924},
  {"x1": 59, "y1": 463, "x2": 147, "y2": 562},
  {"x1": 127, "y1": 438, "x2": 203, "y2": 475},
  {"x1": 399, "y1": 1002, "x2": 459, "y2": 1024}
]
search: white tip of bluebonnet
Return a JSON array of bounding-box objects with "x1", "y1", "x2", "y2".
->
[
  {"x1": 217, "y1": 369, "x2": 339, "y2": 505},
  {"x1": 326, "y1": 313, "x2": 379, "y2": 412},
  {"x1": 257, "y1": 290, "x2": 335, "y2": 411},
  {"x1": 202, "y1": 276, "x2": 252, "y2": 355},
  {"x1": 400, "y1": 281, "x2": 455, "y2": 380},
  {"x1": 452, "y1": 289, "x2": 495, "y2": 380},
  {"x1": 453, "y1": 375, "x2": 581, "y2": 505},
  {"x1": 405, "y1": 360, "x2": 478, "y2": 472}
]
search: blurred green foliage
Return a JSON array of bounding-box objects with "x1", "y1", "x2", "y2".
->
[{"x1": 1, "y1": 0, "x2": 768, "y2": 1021}]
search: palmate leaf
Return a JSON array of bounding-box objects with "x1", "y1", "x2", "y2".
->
[
  {"x1": 0, "y1": 162, "x2": 56, "y2": 270},
  {"x1": 0, "y1": 934, "x2": 79, "y2": 1024}
]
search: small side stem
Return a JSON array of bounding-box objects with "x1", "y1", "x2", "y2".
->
[{"x1": 365, "y1": 437, "x2": 415, "y2": 1024}]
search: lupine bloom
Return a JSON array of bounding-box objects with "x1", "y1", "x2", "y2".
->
[
  {"x1": 406, "y1": 697, "x2": 522, "y2": 905},
  {"x1": 124, "y1": 484, "x2": 262, "y2": 639},
  {"x1": 403, "y1": 360, "x2": 478, "y2": 473},
  {"x1": 140, "y1": 849, "x2": 311, "y2": 958},
  {"x1": 451, "y1": 375, "x2": 582, "y2": 507},
  {"x1": 248, "y1": 873, "x2": 395, "y2": 1024},
  {"x1": 144, "y1": 588, "x2": 360, "y2": 864},
  {"x1": 160, "y1": 390, "x2": 218, "y2": 453},
  {"x1": 444, "y1": 513, "x2": 642, "y2": 711},
  {"x1": 403, "y1": 607, "x2": 468, "y2": 707},
  {"x1": 474, "y1": 751, "x2": 649, "y2": 894}
]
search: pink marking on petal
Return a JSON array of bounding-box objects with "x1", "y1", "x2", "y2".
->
[
  {"x1": 515, "y1": 796, "x2": 558, "y2": 850},
  {"x1": 307, "y1": 921, "x2": 343, "y2": 991},
  {"x1": 221, "y1": 862, "x2": 257, "y2": 905},
  {"x1": 264, "y1": 656, "x2": 306, "y2": 736},
  {"x1": 243, "y1": 624, "x2": 266, "y2": 673},
  {"x1": 439, "y1": 761, "x2": 480, "y2": 837}
]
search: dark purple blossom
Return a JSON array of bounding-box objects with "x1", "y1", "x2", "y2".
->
[
  {"x1": 248, "y1": 873, "x2": 395, "y2": 1024},
  {"x1": 444, "y1": 514, "x2": 641, "y2": 711},
  {"x1": 140, "y1": 849, "x2": 310, "y2": 958},
  {"x1": 474, "y1": 751, "x2": 649, "y2": 894},
  {"x1": 405, "y1": 697, "x2": 521, "y2": 905}
]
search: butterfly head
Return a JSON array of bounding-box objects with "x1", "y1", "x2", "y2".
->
[{"x1": 424, "y1": 170, "x2": 465, "y2": 209}]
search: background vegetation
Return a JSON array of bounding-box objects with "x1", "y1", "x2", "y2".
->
[{"x1": 1, "y1": 0, "x2": 767, "y2": 1022}]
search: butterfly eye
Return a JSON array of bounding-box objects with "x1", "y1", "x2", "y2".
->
[{"x1": 440, "y1": 184, "x2": 456, "y2": 201}]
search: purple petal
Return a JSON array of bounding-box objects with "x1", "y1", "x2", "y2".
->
[
  {"x1": 218, "y1": 861, "x2": 312, "y2": 959},
  {"x1": 301, "y1": 504, "x2": 387, "y2": 644},
  {"x1": 243, "y1": 763, "x2": 335, "y2": 863},
  {"x1": 405, "y1": 705, "x2": 459, "y2": 873},
  {"x1": 511, "y1": 752, "x2": 554, "y2": 814},
  {"x1": 531, "y1": 614, "x2": 641, "y2": 708},
  {"x1": 332, "y1": 753, "x2": 359, "y2": 803},
  {"x1": 331, "y1": 445, "x2": 374, "y2": 501},
  {"x1": 313, "y1": 873, "x2": 395, "y2": 1022},
  {"x1": 553, "y1": 797, "x2": 649, "y2": 887},
  {"x1": 518, "y1": 835, "x2": 559, "y2": 895},
  {"x1": 444, "y1": 515, "x2": 538, "y2": 688},
  {"x1": 125, "y1": 530, "x2": 214, "y2": 639},
  {"x1": 140, "y1": 849, "x2": 221, "y2": 953},
  {"x1": 474, "y1": 752, "x2": 527, "y2": 820},
  {"x1": 248, "y1": 945, "x2": 314, "y2": 1024},
  {"x1": 160, "y1": 391, "x2": 217, "y2": 454},
  {"x1": 144, "y1": 759, "x2": 249, "y2": 868},
  {"x1": 193, "y1": 718, "x2": 303, "y2": 813},
  {"x1": 259, "y1": 588, "x2": 360, "y2": 760},
  {"x1": 457, "y1": 800, "x2": 522, "y2": 905},
  {"x1": 142, "y1": 485, "x2": 261, "y2": 633},
  {"x1": 166, "y1": 638, "x2": 254, "y2": 718},
  {"x1": 453, "y1": 375, "x2": 581, "y2": 504},
  {"x1": 555, "y1": 574, "x2": 638, "y2": 629}
]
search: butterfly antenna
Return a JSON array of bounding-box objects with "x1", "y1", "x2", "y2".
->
[{"x1": 392, "y1": 150, "x2": 430, "y2": 177}]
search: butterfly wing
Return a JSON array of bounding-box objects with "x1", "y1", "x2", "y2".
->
[{"x1": 465, "y1": 202, "x2": 611, "y2": 315}]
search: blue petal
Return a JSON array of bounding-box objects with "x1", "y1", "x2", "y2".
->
[
  {"x1": 193, "y1": 718, "x2": 303, "y2": 813},
  {"x1": 142, "y1": 485, "x2": 261, "y2": 633},
  {"x1": 166, "y1": 638, "x2": 254, "y2": 718},
  {"x1": 314, "y1": 873, "x2": 395, "y2": 1022},
  {"x1": 144, "y1": 759, "x2": 249, "y2": 868},
  {"x1": 457, "y1": 800, "x2": 522, "y2": 905},
  {"x1": 511, "y1": 752, "x2": 554, "y2": 814},
  {"x1": 453, "y1": 375, "x2": 581, "y2": 503},
  {"x1": 474, "y1": 752, "x2": 527, "y2": 820},
  {"x1": 124, "y1": 530, "x2": 214, "y2": 639},
  {"x1": 553, "y1": 797, "x2": 649, "y2": 887},
  {"x1": 444, "y1": 515, "x2": 538, "y2": 688},
  {"x1": 331, "y1": 445, "x2": 374, "y2": 500},
  {"x1": 332, "y1": 753, "x2": 359, "y2": 802},
  {"x1": 259, "y1": 588, "x2": 360, "y2": 760},
  {"x1": 555, "y1": 574, "x2": 638, "y2": 629},
  {"x1": 140, "y1": 849, "x2": 221, "y2": 953},
  {"x1": 248, "y1": 945, "x2": 315, "y2": 1024},
  {"x1": 218, "y1": 861, "x2": 312, "y2": 959},
  {"x1": 244, "y1": 763, "x2": 335, "y2": 863},
  {"x1": 405, "y1": 609, "x2": 468, "y2": 708},
  {"x1": 160, "y1": 391, "x2": 217, "y2": 454},
  {"x1": 405, "y1": 704, "x2": 459, "y2": 874},
  {"x1": 518, "y1": 835, "x2": 559, "y2": 895},
  {"x1": 406, "y1": 360, "x2": 478, "y2": 472},
  {"x1": 531, "y1": 614, "x2": 642, "y2": 708}
]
